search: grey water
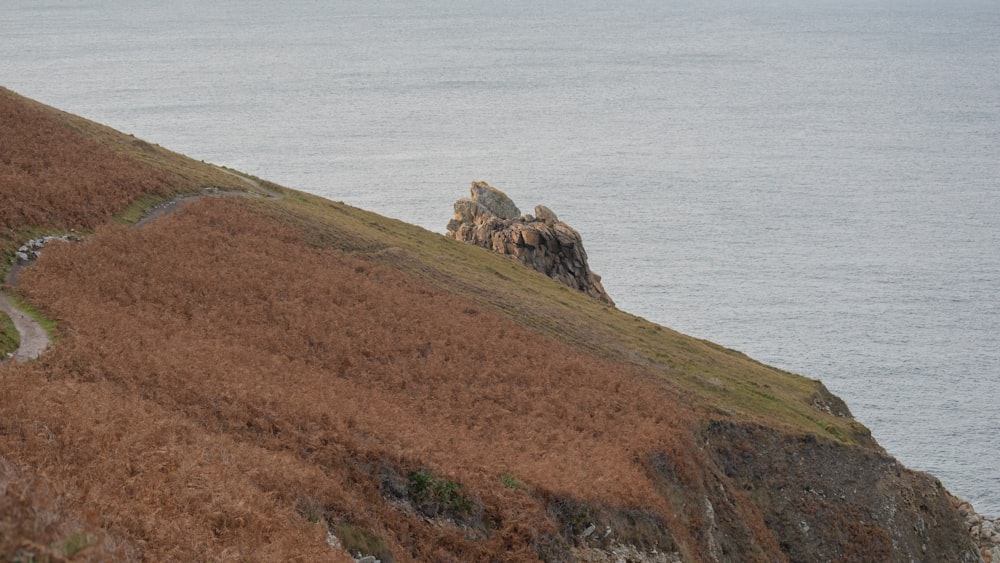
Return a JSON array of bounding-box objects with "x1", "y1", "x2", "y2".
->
[{"x1": 3, "y1": 0, "x2": 998, "y2": 517}]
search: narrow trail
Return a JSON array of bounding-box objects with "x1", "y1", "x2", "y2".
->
[
  {"x1": 135, "y1": 168, "x2": 278, "y2": 228},
  {"x1": 2, "y1": 252, "x2": 51, "y2": 364},
  {"x1": 0, "y1": 293, "x2": 48, "y2": 363},
  {"x1": 1, "y1": 167, "x2": 278, "y2": 364}
]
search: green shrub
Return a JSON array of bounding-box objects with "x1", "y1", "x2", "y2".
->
[
  {"x1": 407, "y1": 469, "x2": 473, "y2": 517},
  {"x1": 501, "y1": 474, "x2": 522, "y2": 489}
]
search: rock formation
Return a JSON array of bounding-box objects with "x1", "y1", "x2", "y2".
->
[
  {"x1": 446, "y1": 181, "x2": 615, "y2": 306},
  {"x1": 955, "y1": 497, "x2": 1000, "y2": 562}
]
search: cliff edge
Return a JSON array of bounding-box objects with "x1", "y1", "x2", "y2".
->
[{"x1": 0, "y1": 86, "x2": 989, "y2": 562}]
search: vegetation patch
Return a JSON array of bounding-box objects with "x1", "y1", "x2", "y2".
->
[
  {"x1": 501, "y1": 474, "x2": 524, "y2": 490},
  {"x1": 333, "y1": 521, "x2": 395, "y2": 563},
  {"x1": 115, "y1": 193, "x2": 179, "y2": 225},
  {"x1": 0, "y1": 309, "x2": 18, "y2": 358},
  {"x1": 407, "y1": 468, "x2": 474, "y2": 519}
]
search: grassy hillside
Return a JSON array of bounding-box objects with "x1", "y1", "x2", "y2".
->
[
  {"x1": 249, "y1": 186, "x2": 869, "y2": 445},
  {"x1": 1, "y1": 85, "x2": 863, "y2": 445},
  {"x1": 0, "y1": 87, "x2": 974, "y2": 561}
]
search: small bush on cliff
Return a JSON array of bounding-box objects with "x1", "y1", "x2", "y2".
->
[
  {"x1": 408, "y1": 469, "x2": 473, "y2": 518},
  {"x1": 501, "y1": 474, "x2": 523, "y2": 489}
]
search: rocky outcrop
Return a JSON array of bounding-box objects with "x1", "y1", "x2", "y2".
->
[
  {"x1": 446, "y1": 181, "x2": 614, "y2": 306},
  {"x1": 705, "y1": 421, "x2": 983, "y2": 562},
  {"x1": 13, "y1": 233, "x2": 80, "y2": 263},
  {"x1": 955, "y1": 497, "x2": 1000, "y2": 562}
]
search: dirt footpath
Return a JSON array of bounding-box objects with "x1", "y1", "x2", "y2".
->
[{"x1": 0, "y1": 292, "x2": 49, "y2": 362}]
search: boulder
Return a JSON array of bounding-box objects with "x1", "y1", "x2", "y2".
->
[
  {"x1": 469, "y1": 181, "x2": 520, "y2": 220},
  {"x1": 446, "y1": 181, "x2": 614, "y2": 306},
  {"x1": 534, "y1": 205, "x2": 559, "y2": 224}
]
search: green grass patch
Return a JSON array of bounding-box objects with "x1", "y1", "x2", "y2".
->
[
  {"x1": 115, "y1": 193, "x2": 179, "y2": 225},
  {"x1": 407, "y1": 468, "x2": 473, "y2": 517},
  {"x1": 0, "y1": 309, "x2": 19, "y2": 358},
  {"x1": 501, "y1": 474, "x2": 524, "y2": 490}
]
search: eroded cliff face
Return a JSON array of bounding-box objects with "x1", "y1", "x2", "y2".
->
[
  {"x1": 533, "y1": 421, "x2": 985, "y2": 562},
  {"x1": 703, "y1": 421, "x2": 982, "y2": 562},
  {"x1": 446, "y1": 181, "x2": 615, "y2": 306}
]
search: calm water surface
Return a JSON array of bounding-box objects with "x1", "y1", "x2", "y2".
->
[{"x1": 3, "y1": 0, "x2": 998, "y2": 516}]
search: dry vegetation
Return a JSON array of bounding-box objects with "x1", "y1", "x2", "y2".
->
[
  {"x1": 0, "y1": 89, "x2": 169, "y2": 234},
  {"x1": 0, "y1": 87, "x2": 250, "y2": 259},
  {"x1": 1, "y1": 87, "x2": 973, "y2": 561},
  {"x1": 249, "y1": 190, "x2": 870, "y2": 446},
  {"x1": 2, "y1": 198, "x2": 762, "y2": 560}
]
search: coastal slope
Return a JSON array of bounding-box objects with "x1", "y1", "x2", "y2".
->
[{"x1": 0, "y1": 87, "x2": 980, "y2": 562}]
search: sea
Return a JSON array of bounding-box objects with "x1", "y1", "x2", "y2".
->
[{"x1": 2, "y1": 0, "x2": 997, "y2": 517}]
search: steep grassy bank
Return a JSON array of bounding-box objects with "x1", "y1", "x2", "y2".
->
[
  {"x1": 249, "y1": 189, "x2": 868, "y2": 445},
  {"x1": 0, "y1": 87, "x2": 979, "y2": 561}
]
